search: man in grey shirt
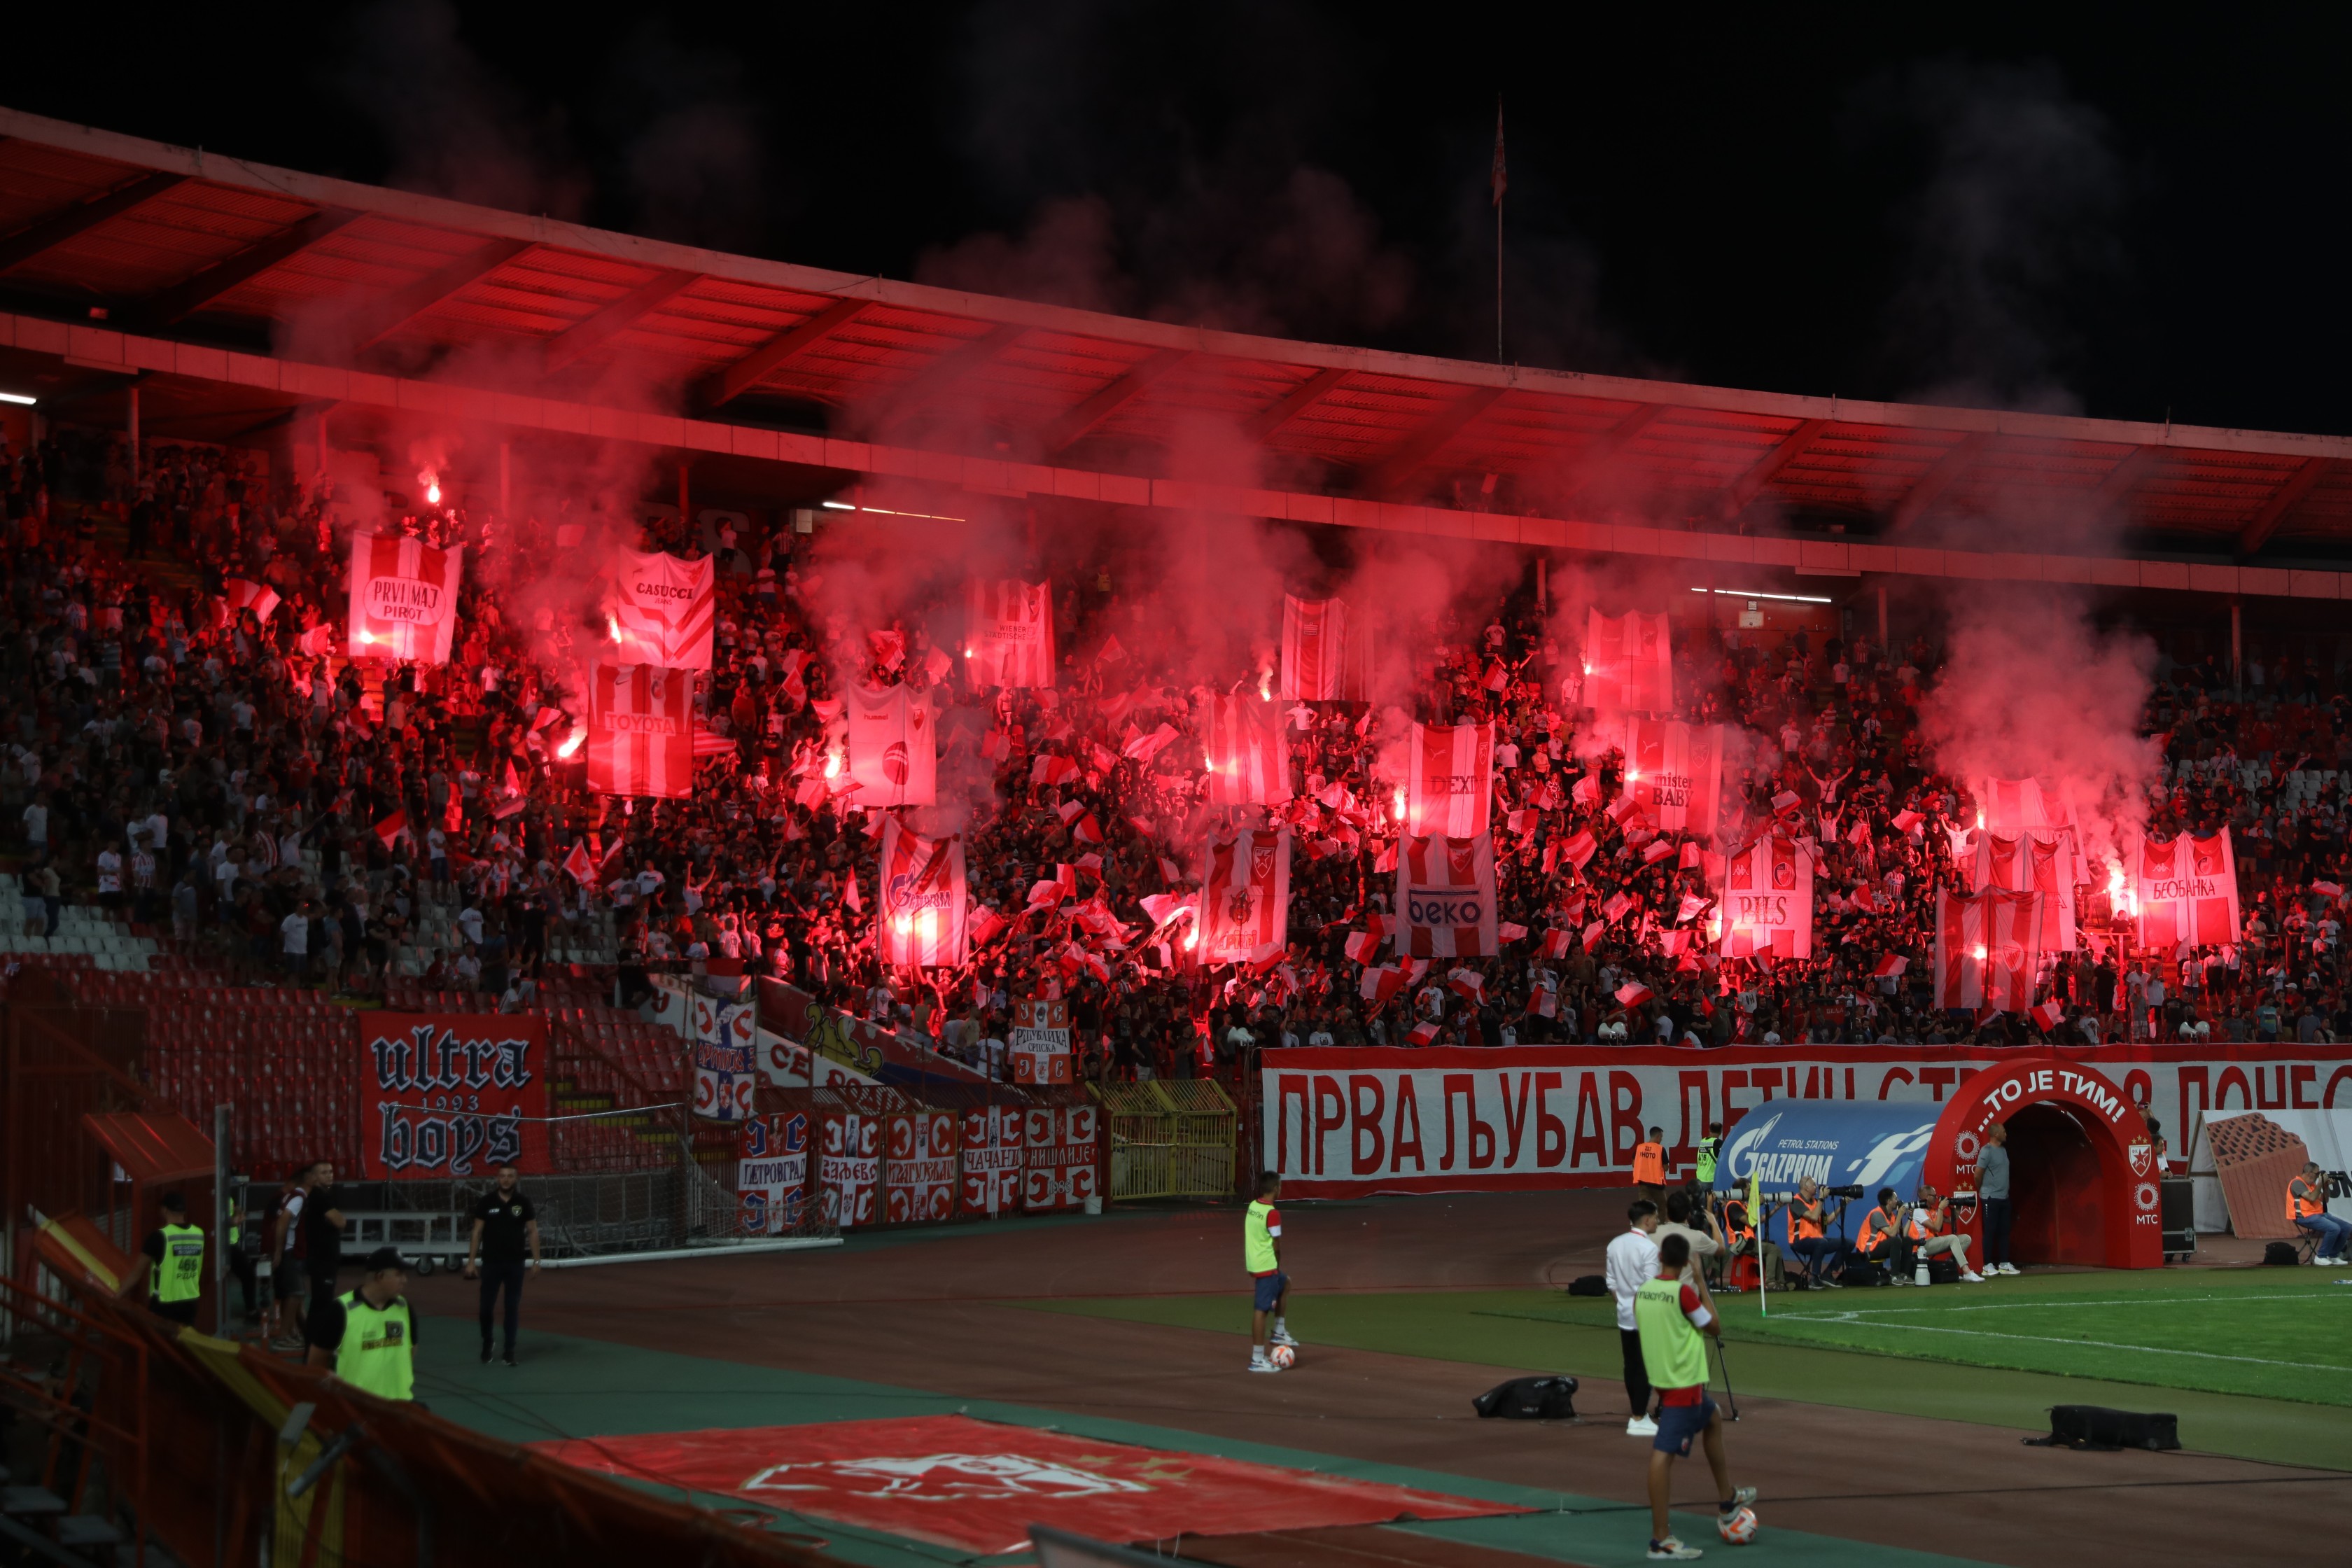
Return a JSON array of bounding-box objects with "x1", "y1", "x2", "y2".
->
[{"x1": 1976, "y1": 1123, "x2": 2016, "y2": 1275}]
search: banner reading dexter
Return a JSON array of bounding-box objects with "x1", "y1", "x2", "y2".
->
[
  {"x1": 1261, "y1": 1041, "x2": 2352, "y2": 1196},
  {"x1": 612, "y1": 549, "x2": 716, "y2": 669},
  {"x1": 347, "y1": 534, "x2": 463, "y2": 664},
  {"x1": 360, "y1": 1014, "x2": 548, "y2": 1180},
  {"x1": 1406, "y1": 722, "x2": 1493, "y2": 839}
]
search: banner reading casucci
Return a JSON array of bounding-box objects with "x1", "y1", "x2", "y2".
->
[
  {"x1": 1261, "y1": 1041, "x2": 2352, "y2": 1196},
  {"x1": 612, "y1": 548, "x2": 716, "y2": 669},
  {"x1": 360, "y1": 1013, "x2": 548, "y2": 1180},
  {"x1": 348, "y1": 534, "x2": 463, "y2": 664}
]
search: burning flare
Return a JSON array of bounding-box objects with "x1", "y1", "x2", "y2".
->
[
  {"x1": 606, "y1": 614, "x2": 623, "y2": 644},
  {"x1": 822, "y1": 749, "x2": 843, "y2": 780},
  {"x1": 421, "y1": 470, "x2": 442, "y2": 507},
  {"x1": 556, "y1": 727, "x2": 586, "y2": 760}
]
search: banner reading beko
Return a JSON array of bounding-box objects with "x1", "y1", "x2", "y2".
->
[{"x1": 1261, "y1": 1042, "x2": 2352, "y2": 1197}]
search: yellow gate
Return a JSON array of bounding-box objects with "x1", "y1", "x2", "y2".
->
[{"x1": 1091, "y1": 1079, "x2": 1238, "y2": 1200}]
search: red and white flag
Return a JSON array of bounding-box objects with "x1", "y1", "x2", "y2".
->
[
  {"x1": 224, "y1": 578, "x2": 280, "y2": 621},
  {"x1": 1720, "y1": 836, "x2": 1813, "y2": 959},
  {"x1": 1954, "y1": 828, "x2": 2077, "y2": 949},
  {"x1": 1406, "y1": 722, "x2": 1493, "y2": 839},
  {"x1": 1406, "y1": 1020, "x2": 1441, "y2": 1046},
  {"x1": 876, "y1": 817, "x2": 967, "y2": 967},
  {"x1": 586, "y1": 664, "x2": 694, "y2": 799},
  {"x1": 1396, "y1": 834, "x2": 1499, "y2": 959},
  {"x1": 1872, "y1": 953, "x2": 1908, "y2": 979},
  {"x1": 561, "y1": 841, "x2": 595, "y2": 885},
  {"x1": 1447, "y1": 967, "x2": 1486, "y2": 1002},
  {"x1": 347, "y1": 533, "x2": 463, "y2": 663},
  {"x1": 2030, "y1": 999, "x2": 2066, "y2": 1032},
  {"x1": 2134, "y1": 830, "x2": 2239, "y2": 948},
  {"x1": 1361, "y1": 964, "x2": 1408, "y2": 1009},
  {"x1": 846, "y1": 684, "x2": 937, "y2": 807},
  {"x1": 610, "y1": 549, "x2": 715, "y2": 669},
  {"x1": 1619, "y1": 717, "x2": 1721, "y2": 836},
  {"x1": 372, "y1": 811, "x2": 408, "y2": 850},
  {"x1": 1585, "y1": 608, "x2": 1672, "y2": 713},
  {"x1": 1280, "y1": 595, "x2": 1350, "y2": 701},
  {"x1": 1615, "y1": 981, "x2": 1654, "y2": 1009},
  {"x1": 1197, "y1": 829, "x2": 1291, "y2": 966},
  {"x1": 1934, "y1": 888, "x2": 2046, "y2": 1011},
  {"x1": 967, "y1": 579, "x2": 1056, "y2": 688},
  {"x1": 1200, "y1": 693, "x2": 1289, "y2": 806}
]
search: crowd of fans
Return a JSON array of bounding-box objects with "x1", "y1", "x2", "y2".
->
[{"x1": 4, "y1": 419, "x2": 2350, "y2": 1091}]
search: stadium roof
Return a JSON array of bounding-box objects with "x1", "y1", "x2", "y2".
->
[{"x1": 5, "y1": 106, "x2": 2352, "y2": 592}]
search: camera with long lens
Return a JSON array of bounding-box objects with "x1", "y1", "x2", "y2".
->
[{"x1": 1826, "y1": 1184, "x2": 1867, "y2": 1199}]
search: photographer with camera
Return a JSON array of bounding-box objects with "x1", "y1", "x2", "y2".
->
[
  {"x1": 1911, "y1": 1182, "x2": 1984, "y2": 1281},
  {"x1": 1782, "y1": 1177, "x2": 1856, "y2": 1287}
]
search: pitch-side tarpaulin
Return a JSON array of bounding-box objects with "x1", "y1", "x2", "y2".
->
[{"x1": 530, "y1": 1415, "x2": 1522, "y2": 1554}]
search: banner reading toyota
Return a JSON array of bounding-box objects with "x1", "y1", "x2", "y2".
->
[{"x1": 1261, "y1": 1041, "x2": 2352, "y2": 1197}]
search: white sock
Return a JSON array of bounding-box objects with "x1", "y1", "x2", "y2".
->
[
  {"x1": 1275, "y1": 1317, "x2": 1287, "y2": 1334},
  {"x1": 1252, "y1": 1345, "x2": 1268, "y2": 1360}
]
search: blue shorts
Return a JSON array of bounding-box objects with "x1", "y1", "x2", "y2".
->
[
  {"x1": 1653, "y1": 1395, "x2": 1718, "y2": 1456},
  {"x1": 1252, "y1": 1271, "x2": 1288, "y2": 1311}
]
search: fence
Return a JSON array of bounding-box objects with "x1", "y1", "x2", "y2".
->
[{"x1": 1091, "y1": 1079, "x2": 1239, "y2": 1201}]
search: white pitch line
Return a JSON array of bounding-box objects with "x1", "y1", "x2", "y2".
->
[
  {"x1": 1766, "y1": 1314, "x2": 2348, "y2": 1374},
  {"x1": 1775, "y1": 1292, "x2": 2342, "y2": 1318}
]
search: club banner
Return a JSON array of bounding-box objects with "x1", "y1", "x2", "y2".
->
[
  {"x1": 758, "y1": 1027, "x2": 881, "y2": 1089},
  {"x1": 1406, "y1": 722, "x2": 1492, "y2": 839},
  {"x1": 1199, "y1": 828, "x2": 1291, "y2": 966},
  {"x1": 876, "y1": 818, "x2": 966, "y2": 967},
  {"x1": 1398, "y1": 834, "x2": 1498, "y2": 959},
  {"x1": 1952, "y1": 828, "x2": 2077, "y2": 950},
  {"x1": 1281, "y1": 595, "x2": 1351, "y2": 701},
  {"x1": 1585, "y1": 608, "x2": 1672, "y2": 713},
  {"x1": 1202, "y1": 692, "x2": 1289, "y2": 806},
  {"x1": 1933, "y1": 888, "x2": 2046, "y2": 1012},
  {"x1": 1261, "y1": 1042, "x2": 2352, "y2": 1196},
  {"x1": 1009, "y1": 997, "x2": 1072, "y2": 1085},
  {"x1": 587, "y1": 663, "x2": 695, "y2": 799},
  {"x1": 2135, "y1": 830, "x2": 2240, "y2": 948},
  {"x1": 846, "y1": 684, "x2": 937, "y2": 807},
  {"x1": 967, "y1": 579, "x2": 1056, "y2": 688},
  {"x1": 737, "y1": 1110, "x2": 810, "y2": 1234},
  {"x1": 1721, "y1": 836, "x2": 1812, "y2": 959},
  {"x1": 884, "y1": 1110, "x2": 959, "y2": 1223},
  {"x1": 692, "y1": 996, "x2": 758, "y2": 1121},
  {"x1": 359, "y1": 1014, "x2": 548, "y2": 1180},
  {"x1": 612, "y1": 548, "x2": 715, "y2": 669},
  {"x1": 1025, "y1": 1104, "x2": 1100, "y2": 1210},
  {"x1": 819, "y1": 1112, "x2": 880, "y2": 1227},
  {"x1": 1620, "y1": 717, "x2": 1723, "y2": 837},
  {"x1": 960, "y1": 1105, "x2": 1027, "y2": 1215},
  {"x1": 348, "y1": 533, "x2": 463, "y2": 664}
]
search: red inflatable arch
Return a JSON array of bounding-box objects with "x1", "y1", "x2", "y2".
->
[{"x1": 1921, "y1": 1054, "x2": 2163, "y2": 1270}]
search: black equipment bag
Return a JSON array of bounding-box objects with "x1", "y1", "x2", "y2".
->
[
  {"x1": 1472, "y1": 1375, "x2": 1579, "y2": 1420},
  {"x1": 2262, "y1": 1240, "x2": 2301, "y2": 1266},
  {"x1": 1839, "y1": 1264, "x2": 1884, "y2": 1287},
  {"x1": 2026, "y1": 1405, "x2": 2180, "y2": 1452},
  {"x1": 1928, "y1": 1257, "x2": 1961, "y2": 1284},
  {"x1": 1565, "y1": 1274, "x2": 1608, "y2": 1296}
]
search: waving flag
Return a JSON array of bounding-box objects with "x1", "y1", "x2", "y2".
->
[
  {"x1": 1934, "y1": 888, "x2": 2047, "y2": 1011},
  {"x1": 846, "y1": 685, "x2": 936, "y2": 807},
  {"x1": 1620, "y1": 717, "x2": 1722, "y2": 836},
  {"x1": 1721, "y1": 836, "x2": 1813, "y2": 959},
  {"x1": 1201, "y1": 693, "x2": 1289, "y2": 806},
  {"x1": 223, "y1": 578, "x2": 281, "y2": 621},
  {"x1": 2135, "y1": 830, "x2": 2239, "y2": 948},
  {"x1": 1406, "y1": 722, "x2": 1493, "y2": 838},
  {"x1": 876, "y1": 818, "x2": 967, "y2": 967},
  {"x1": 1198, "y1": 828, "x2": 1291, "y2": 966},
  {"x1": 1396, "y1": 834, "x2": 1499, "y2": 960},
  {"x1": 967, "y1": 579, "x2": 1056, "y2": 687},
  {"x1": 1585, "y1": 608, "x2": 1672, "y2": 713},
  {"x1": 611, "y1": 549, "x2": 715, "y2": 669},
  {"x1": 587, "y1": 664, "x2": 694, "y2": 799},
  {"x1": 1280, "y1": 595, "x2": 1352, "y2": 701},
  {"x1": 348, "y1": 533, "x2": 463, "y2": 663}
]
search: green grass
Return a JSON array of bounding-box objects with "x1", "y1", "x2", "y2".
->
[{"x1": 1023, "y1": 1273, "x2": 2352, "y2": 1471}]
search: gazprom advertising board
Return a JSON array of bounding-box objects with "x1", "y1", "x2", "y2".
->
[{"x1": 1711, "y1": 1101, "x2": 1940, "y2": 1203}]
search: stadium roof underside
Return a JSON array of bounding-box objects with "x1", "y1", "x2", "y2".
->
[{"x1": 4, "y1": 106, "x2": 2352, "y2": 603}]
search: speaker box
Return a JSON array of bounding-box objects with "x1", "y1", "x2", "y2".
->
[{"x1": 2032, "y1": 1405, "x2": 2179, "y2": 1451}]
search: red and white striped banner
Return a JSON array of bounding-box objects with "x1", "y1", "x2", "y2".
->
[
  {"x1": 1198, "y1": 828, "x2": 1291, "y2": 966},
  {"x1": 967, "y1": 579, "x2": 1056, "y2": 687},
  {"x1": 1406, "y1": 722, "x2": 1492, "y2": 838},
  {"x1": 1933, "y1": 888, "x2": 2047, "y2": 1011},
  {"x1": 347, "y1": 533, "x2": 463, "y2": 663},
  {"x1": 1951, "y1": 828, "x2": 2076, "y2": 949},
  {"x1": 612, "y1": 549, "x2": 715, "y2": 669},
  {"x1": 1396, "y1": 834, "x2": 1498, "y2": 959},
  {"x1": 876, "y1": 816, "x2": 967, "y2": 967},
  {"x1": 1200, "y1": 693, "x2": 1289, "y2": 805},
  {"x1": 1619, "y1": 716, "x2": 1722, "y2": 836},
  {"x1": 2135, "y1": 830, "x2": 2239, "y2": 948},
  {"x1": 846, "y1": 684, "x2": 936, "y2": 807},
  {"x1": 1721, "y1": 836, "x2": 1813, "y2": 959},
  {"x1": 1281, "y1": 595, "x2": 1350, "y2": 701},
  {"x1": 586, "y1": 664, "x2": 694, "y2": 799},
  {"x1": 1585, "y1": 608, "x2": 1672, "y2": 713}
]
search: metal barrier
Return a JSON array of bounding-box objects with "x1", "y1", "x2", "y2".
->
[{"x1": 1091, "y1": 1079, "x2": 1238, "y2": 1201}]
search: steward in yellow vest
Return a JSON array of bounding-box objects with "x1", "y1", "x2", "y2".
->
[
  {"x1": 122, "y1": 1191, "x2": 205, "y2": 1326},
  {"x1": 305, "y1": 1247, "x2": 416, "y2": 1401}
]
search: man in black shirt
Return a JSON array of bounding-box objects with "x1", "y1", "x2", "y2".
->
[
  {"x1": 302, "y1": 1161, "x2": 348, "y2": 1341},
  {"x1": 464, "y1": 1163, "x2": 540, "y2": 1366}
]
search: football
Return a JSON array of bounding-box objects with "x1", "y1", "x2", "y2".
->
[
  {"x1": 1717, "y1": 1506, "x2": 1758, "y2": 1544},
  {"x1": 1268, "y1": 1343, "x2": 1297, "y2": 1368}
]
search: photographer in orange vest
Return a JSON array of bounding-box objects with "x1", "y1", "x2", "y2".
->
[
  {"x1": 1632, "y1": 1126, "x2": 1670, "y2": 1208},
  {"x1": 2289, "y1": 1161, "x2": 2349, "y2": 1265}
]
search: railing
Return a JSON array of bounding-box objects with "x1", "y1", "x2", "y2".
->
[
  {"x1": 0, "y1": 1273, "x2": 149, "y2": 1567},
  {"x1": 1091, "y1": 1079, "x2": 1238, "y2": 1201}
]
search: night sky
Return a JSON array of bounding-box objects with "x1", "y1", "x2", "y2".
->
[{"x1": 8, "y1": 4, "x2": 2349, "y2": 436}]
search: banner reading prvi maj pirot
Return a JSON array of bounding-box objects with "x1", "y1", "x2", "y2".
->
[
  {"x1": 1261, "y1": 1042, "x2": 2352, "y2": 1197},
  {"x1": 359, "y1": 1013, "x2": 551, "y2": 1180}
]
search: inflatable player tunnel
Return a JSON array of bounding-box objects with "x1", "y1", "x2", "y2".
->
[{"x1": 1710, "y1": 1053, "x2": 2162, "y2": 1270}]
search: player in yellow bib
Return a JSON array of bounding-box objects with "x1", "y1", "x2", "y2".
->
[
  {"x1": 1244, "y1": 1173, "x2": 1298, "y2": 1373},
  {"x1": 1636, "y1": 1231, "x2": 1756, "y2": 1560}
]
